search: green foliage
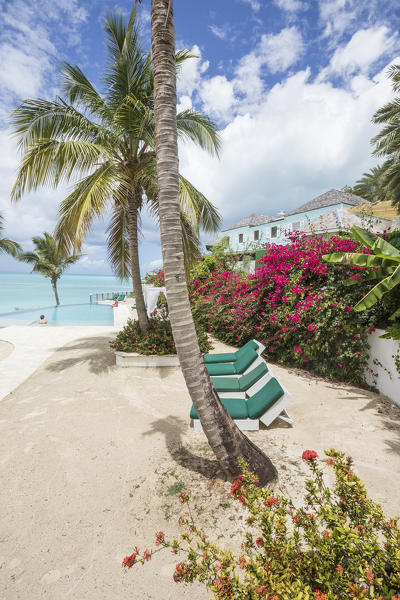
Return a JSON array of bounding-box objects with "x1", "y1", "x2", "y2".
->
[
  {"x1": 0, "y1": 213, "x2": 21, "y2": 258},
  {"x1": 348, "y1": 165, "x2": 391, "y2": 203},
  {"x1": 372, "y1": 63, "x2": 400, "y2": 209},
  {"x1": 189, "y1": 236, "x2": 238, "y2": 281},
  {"x1": 323, "y1": 226, "x2": 400, "y2": 338},
  {"x1": 18, "y1": 232, "x2": 83, "y2": 281},
  {"x1": 111, "y1": 318, "x2": 212, "y2": 355},
  {"x1": 124, "y1": 451, "x2": 400, "y2": 599},
  {"x1": 11, "y1": 8, "x2": 221, "y2": 277}
]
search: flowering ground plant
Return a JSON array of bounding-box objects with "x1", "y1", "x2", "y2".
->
[
  {"x1": 111, "y1": 318, "x2": 212, "y2": 355},
  {"x1": 190, "y1": 233, "x2": 379, "y2": 385},
  {"x1": 123, "y1": 450, "x2": 400, "y2": 599}
]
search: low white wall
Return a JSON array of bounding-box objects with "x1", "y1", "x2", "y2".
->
[
  {"x1": 115, "y1": 351, "x2": 179, "y2": 367},
  {"x1": 364, "y1": 328, "x2": 400, "y2": 406}
]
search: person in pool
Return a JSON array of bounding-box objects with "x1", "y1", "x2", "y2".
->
[{"x1": 38, "y1": 314, "x2": 47, "y2": 324}]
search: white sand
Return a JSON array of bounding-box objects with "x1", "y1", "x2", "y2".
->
[{"x1": 0, "y1": 334, "x2": 399, "y2": 599}]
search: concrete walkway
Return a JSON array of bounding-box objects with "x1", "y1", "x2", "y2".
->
[{"x1": 0, "y1": 325, "x2": 114, "y2": 401}]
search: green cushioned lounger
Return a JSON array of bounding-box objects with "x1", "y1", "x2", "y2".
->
[
  {"x1": 191, "y1": 377, "x2": 284, "y2": 421},
  {"x1": 206, "y1": 348, "x2": 258, "y2": 376},
  {"x1": 211, "y1": 362, "x2": 269, "y2": 393},
  {"x1": 247, "y1": 377, "x2": 284, "y2": 418},
  {"x1": 117, "y1": 294, "x2": 125, "y2": 301},
  {"x1": 203, "y1": 339, "x2": 259, "y2": 364},
  {"x1": 190, "y1": 397, "x2": 248, "y2": 420}
]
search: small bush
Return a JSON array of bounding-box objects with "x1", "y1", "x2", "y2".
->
[
  {"x1": 123, "y1": 451, "x2": 400, "y2": 599},
  {"x1": 144, "y1": 269, "x2": 165, "y2": 287},
  {"x1": 111, "y1": 318, "x2": 212, "y2": 355}
]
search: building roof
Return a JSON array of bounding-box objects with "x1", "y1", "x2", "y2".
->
[
  {"x1": 348, "y1": 200, "x2": 400, "y2": 221},
  {"x1": 222, "y1": 213, "x2": 274, "y2": 231},
  {"x1": 302, "y1": 208, "x2": 387, "y2": 235},
  {"x1": 287, "y1": 189, "x2": 367, "y2": 216}
]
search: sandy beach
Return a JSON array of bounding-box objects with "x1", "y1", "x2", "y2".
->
[{"x1": 0, "y1": 332, "x2": 399, "y2": 600}]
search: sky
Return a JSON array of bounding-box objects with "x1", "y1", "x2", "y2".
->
[{"x1": 0, "y1": 0, "x2": 399, "y2": 276}]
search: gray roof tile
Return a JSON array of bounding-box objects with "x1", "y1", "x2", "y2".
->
[
  {"x1": 287, "y1": 189, "x2": 368, "y2": 216},
  {"x1": 222, "y1": 213, "x2": 274, "y2": 231}
]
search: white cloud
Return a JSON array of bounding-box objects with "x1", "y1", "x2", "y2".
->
[
  {"x1": 274, "y1": 0, "x2": 307, "y2": 11},
  {"x1": 234, "y1": 27, "x2": 304, "y2": 107},
  {"x1": 328, "y1": 26, "x2": 398, "y2": 77},
  {"x1": 150, "y1": 259, "x2": 163, "y2": 268},
  {"x1": 240, "y1": 0, "x2": 262, "y2": 11},
  {"x1": 179, "y1": 58, "x2": 397, "y2": 230},
  {"x1": 199, "y1": 76, "x2": 236, "y2": 121},
  {"x1": 209, "y1": 25, "x2": 228, "y2": 40}
]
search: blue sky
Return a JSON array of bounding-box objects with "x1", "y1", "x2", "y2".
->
[{"x1": 0, "y1": 0, "x2": 400, "y2": 276}]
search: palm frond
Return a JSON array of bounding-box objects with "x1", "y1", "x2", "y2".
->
[
  {"x1": 56, "y1": 162, "x2": 122, "y2": 250},
  {"x1": 177, "y1": 109, "x2": 221, "y2": 156},
  {"x1": 106, "y1": 201, "x2": 131, "y2": 279}
]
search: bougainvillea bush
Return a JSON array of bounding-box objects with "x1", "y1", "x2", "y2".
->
[
  {"x1": 123, "y1": 450, "x2": 400, "y2": 599},
  {"x1": 144, "y1": 268, "x2": 165, "y2": 287},
  {"x1": 190, "y1": 233, "x2": 378, "y2": 385},
  {"x1": 111, "y1": 318, "x2": 212, "y2": 355}
]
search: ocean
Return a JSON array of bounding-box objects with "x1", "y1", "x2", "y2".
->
[{"x1": 0, "y1": 272, "x2": 132, "y2": 315}]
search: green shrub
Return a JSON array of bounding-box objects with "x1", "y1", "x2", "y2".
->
[
  {"x1": 111, "y1": 318, "x2": 212, "y2": 355},
  {"x1": 123, "y1": 451, "x2": 400, "y2": 599}
]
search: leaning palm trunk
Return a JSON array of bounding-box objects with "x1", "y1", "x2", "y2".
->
[
  {"x1": 52, "y1": 276, "x2": 60, "y2": 305},
  {"x1": 127, "y1": 189, "x2": 149, "y2": 331},
  {"x1": 150, "y1": 0, "x2": 277, "y2": 484}
]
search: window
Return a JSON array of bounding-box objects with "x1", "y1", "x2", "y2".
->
[
  {"x1": 271, "y1": 226, "x2": 278, "y2": 238},
  {"x1": 254, "y1": 230, "x2": 259, "y2": 241},
  {"x1": 238, "y1": 233, "x2": 243, "y2": 243},
  {"x1": 292, "y1": 221, "x2": 301, "y2": 231}
]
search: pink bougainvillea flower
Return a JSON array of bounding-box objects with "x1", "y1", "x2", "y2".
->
[{"x1": 302, "y1": 450, "x2": 318, "y2": 462}]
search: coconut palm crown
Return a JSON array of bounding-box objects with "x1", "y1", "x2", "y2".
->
[
  {"x1": 372, "y1": 64, "x2": 400, "y2": 209},
  {"x1": 10, "y1": 8, "x2": 221, "y2": 331},
  {"x1": 19, "y1": 232, "x2": 83, "y2": 305},
  {"x1": 0, "y1": 213, "x2": 21, "y2": 258}
]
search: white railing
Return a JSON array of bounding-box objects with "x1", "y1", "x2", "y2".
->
[{"x1": 89, "y1": 291, "x2": 131, "y2": 304}]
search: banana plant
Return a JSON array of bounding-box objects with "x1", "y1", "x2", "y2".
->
[{"x1": 322, "y1": 225, "x2": 400, "y2": 317}]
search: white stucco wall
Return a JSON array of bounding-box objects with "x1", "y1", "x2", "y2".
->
[{"x1": 364, "y1": 328, "x2": 400, "y2": 406}]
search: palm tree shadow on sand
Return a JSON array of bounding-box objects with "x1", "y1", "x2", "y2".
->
[
  {"x1": 142, "y1": 416, "x2": 225, "y2": 480},
  {"x1": 45, "y1": 336, "x2": 115, "y2": 375}
]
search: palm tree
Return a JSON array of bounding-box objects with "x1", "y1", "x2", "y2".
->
[
  {"x1": 350, "y1": 165, "x2": 391, "y2": 203},
  {"x1": 11, "y1": 8, "x2": 221, "y2": 332},
  {"x1": 150, "y1": 0, "x2": 277, "y2": 484},
  {"x1": 19, "y1": 232, "x2": 83, "y2": 305},
  {"x1": 0, "y1": 213, "x2": 21, "y2": 258},
  {"x1": 372, "y1": 64, "x2": 400, "y2": 209}
]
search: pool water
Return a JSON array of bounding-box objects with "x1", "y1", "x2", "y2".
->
[{"x1": 0, "y1": 303, "x2": 114, "y2": 327}]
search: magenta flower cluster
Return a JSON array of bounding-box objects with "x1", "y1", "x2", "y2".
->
[{"x1": 190, "y1": 233, "x2": 372, "y2": 384}]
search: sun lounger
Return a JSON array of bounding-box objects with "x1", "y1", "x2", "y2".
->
[
  {"x1": 117, "y1": 294, "x2": 126, "y2": 301},
  {"x1": 203, "y1": 339, "x2": 265, "y2": 364},
  {"x1": 190, "y1": 377, "x2": 293, "y2": 431},
  {"x1": 211, "y1": 361, "x2": 272, "y2": 398},
  {"x1": 205, "y1": 346, "x2": 263, "y2": 376}
]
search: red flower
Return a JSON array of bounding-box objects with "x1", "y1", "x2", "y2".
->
[
  {"x1": 143, "y1": 549, "x2": 151, "y2": 561},
  {"x1": 314, "y1": 591, "x2": 328, "y2": 600},
  {"x1": 302, "y1": 450, "x2": 318, "y2": 462},
  {"x1": 255, "y1": 536, "x2": 263, "y2": 547},
  {"x1": 266, "y1": 497, "x2": 278, "y2": 507},
  {"x1": 122, "y1": 548, "x2": 139, "y2": 569},
  {"x1": 179, "y1": 492, "x2": 189, "y2": 504},
  {"x1": 336, "y1": 565, "x2": 343, "y2": 573},
  {"x1": 326, "y1": 458, "x2": 334, "y2": 466},
  {"x1": 155, "y1": 531, "x2": 165, "y2": 546},
  {"x1": 365, "y1": 568, "x2": 373, "y2": 582}
]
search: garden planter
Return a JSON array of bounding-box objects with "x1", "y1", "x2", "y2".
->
[
  {"x1": 364, "y1": 328, "x2": 400, "y2": 407},
  {"x1": 115, "y1": 350, "x2": 179, "y2": 367}
]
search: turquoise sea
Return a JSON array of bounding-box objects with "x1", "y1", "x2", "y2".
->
[{"x1": 0, "y1": 272, "x2": 131, "y2": 315}]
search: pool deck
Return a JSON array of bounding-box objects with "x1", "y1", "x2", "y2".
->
[{"x1": 0, "y1": 302, "x2": 133, "y2": 401}]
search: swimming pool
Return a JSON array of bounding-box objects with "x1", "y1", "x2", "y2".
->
[{"x1": 0, "y1": 303, "x2": 114, "y2": 327}]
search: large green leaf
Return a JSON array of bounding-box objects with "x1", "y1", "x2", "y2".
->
[{"x1": 354, "y1": 264, "x2": 400, "y2": 311}]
